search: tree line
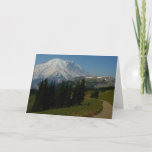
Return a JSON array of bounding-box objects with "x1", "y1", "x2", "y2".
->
[
  {"x1": 29, "y1": 79, "x2": 85, "y2": 112},
  {"x1": 90, "y1": 90, "x2": 99, "y2": 99}
]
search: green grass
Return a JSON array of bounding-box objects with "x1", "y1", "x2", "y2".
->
[
  {"x1": 99, "y1": 90, "x2": 114, "y2": 105},
  {"x1": 38, "y1": 91, "x2": 103, "y2": 117},
  {"x1": 27, "y1": 89, "x2": 114, "y2": 117},
  {"x1": 39, "y1": 100, "x2": 102, "y2": 117}
]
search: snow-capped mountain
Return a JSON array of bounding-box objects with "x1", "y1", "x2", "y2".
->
[{"x1": 31, "y1": 58, "x2": 90, "y2": 89}]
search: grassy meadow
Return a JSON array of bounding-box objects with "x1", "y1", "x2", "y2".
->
[{"x1": 27, "y1": 89, "x2": 114, "y2": 117}]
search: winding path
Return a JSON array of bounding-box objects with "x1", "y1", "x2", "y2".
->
[{"x1": 93, "y1": 100, "x2": 113, "y2": 119}]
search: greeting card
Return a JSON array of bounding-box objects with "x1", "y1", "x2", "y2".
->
[{"x1": 27, "y1": 54, "x2": 123, "y2": 119}]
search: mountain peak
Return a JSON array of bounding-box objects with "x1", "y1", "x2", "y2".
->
[
  {"x1": 48, "y1": 58, "x2": 63, "y2": 62},
  {"x1": 46, "y1": 58, "x2": 64, "y2": 64},
  {"x1": 46, "y1": 58, "x2": 75, "y2": 65},
  {"x1": 32, "y1": 58, "x2": 90, "y2": 89}
]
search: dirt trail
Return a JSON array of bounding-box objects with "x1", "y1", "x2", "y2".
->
[{"x1": 93, "y1": 100, "x2": 112, "y2": 119}]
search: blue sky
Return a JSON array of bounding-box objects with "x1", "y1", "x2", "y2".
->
[{"x1": 35, "y1": 54, "x2": 118, "y2": 78}]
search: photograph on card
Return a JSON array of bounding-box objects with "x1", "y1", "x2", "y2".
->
[{"x1": 27, "y1": 54, "x2": 118, "y2": 119}]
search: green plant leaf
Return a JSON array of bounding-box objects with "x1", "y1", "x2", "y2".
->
[
  {"x1": 146, "y1": 19, "x2": 151, "y2": 54},
  {"x1": 135, "y1": 0, "x2": 141, "y2": 38},
  {"x1": 132, "y1": 19, "x2": 140, "y2": 49},
  {"x1": 146, "y1": 35, "x2": 151, "y2": 54},
  {"x1": 140, "y1": 0, "x2": 146, "y2": 55}
]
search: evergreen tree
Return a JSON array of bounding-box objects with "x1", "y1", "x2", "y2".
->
[
  {"x1": 72, "y1": 79, "x2": 86, "y2": 105},
  {"x1": 43, "y1": 79, "x2": 50, "y2": 110},
  {"x1": 64, "y1": 82, "x2": 72, "y2": 107},
  {"x1": 71, "y1": 81, "x2": 80, "y2": 105},
  {"x1": 90, "y1": 90, "x2": 99, "y2": 99},
  {"x1": 56, "y1": 80, "x2": 66, "y2": 107},
  {"x1": 31, "y1": 80, "x2": 45, "y2": 112},
  {"x1": 79, "y1": 78, "x2": 85, "y2": 102},
  {"x1": 30, "y1": 78, "x2": 86, "y2": 112},
  {"x1": 48, "y1": 81, "x2": 56, "y2": 108},
  {"x1": 31, "y1": 79, "x2": 51, "y2": 112}
]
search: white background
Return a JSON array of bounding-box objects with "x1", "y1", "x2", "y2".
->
[{"x1": 0, "y1": 0, "x2": 152, "y2": 89}]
